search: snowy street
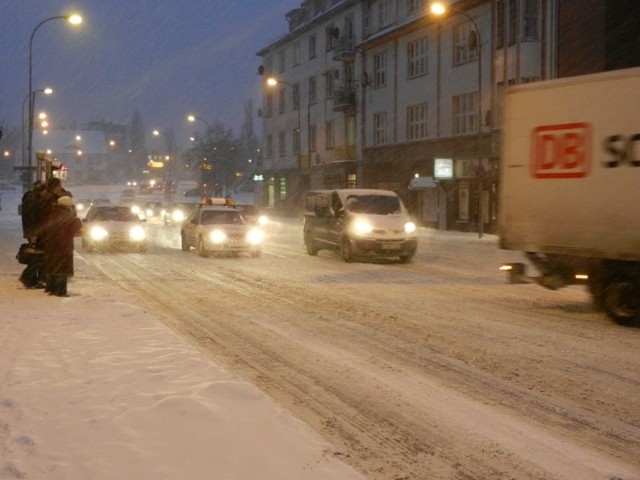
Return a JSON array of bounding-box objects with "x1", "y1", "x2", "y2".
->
[{"x1": 2, "y1": 185, "x2": 640, "y2": 480}]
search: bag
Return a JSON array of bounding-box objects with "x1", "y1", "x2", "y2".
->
[{"x1": 16, "y1": 243, "x2": 45, "y2": 265}]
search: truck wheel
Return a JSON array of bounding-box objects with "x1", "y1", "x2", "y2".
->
[
  {"x1": 305, "y1": 235, "x2": 319, "y2": 256},
  {"x1": 181, "y1": 233, "x2": 190, "y2": 252},
  {"x1": 340, "y1": 237, "x2": 353, "y2": 263},
  {"x1": 603, "y1": 280, "x2": 640, "y2": 326}
]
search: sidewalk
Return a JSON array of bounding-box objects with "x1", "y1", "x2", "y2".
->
[{"x1": 0, "y1": 189, "x2": 365, "y2": 480}]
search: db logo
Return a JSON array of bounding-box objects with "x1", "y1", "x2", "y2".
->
[{"x1": 530, "y1": 123, "x2": 592, "y2": 178}]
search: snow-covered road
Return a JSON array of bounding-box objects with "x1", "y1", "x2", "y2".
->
[{"x1": 3, "y1": 184, "x2": 639, "y2": 479}]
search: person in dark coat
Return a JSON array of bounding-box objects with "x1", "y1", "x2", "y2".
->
[
  {"x1": 43, "y1": 195, "x2": 82, "y2": 297},
  {"x1": 19, "y1": 180, "x2": 46, "y2": 288}
]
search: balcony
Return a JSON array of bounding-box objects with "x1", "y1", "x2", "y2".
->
[
  {"x1": 332, "y1": 35, "x2": 356, "y2": 61},
  {"x1": 333, "y1": 87, "x2": 356, "y2": 112}
]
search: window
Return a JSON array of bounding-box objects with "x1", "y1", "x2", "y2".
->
[
  {"x1": 292, "y1": 83, "x2": 300, "y2": 110},
  {"x1": 293, "y1": 128, "x2": 300, "y2": 155},
  {"x1": 379, "y1": 0, "x2": 394, "y2": 29},
  {"x1": 452, "y1": 92, "x2": 478, "y2": 135},
  {"x1": 373, "y1": 112, "x2": 387, "y2": 145},
  {"x1": 325, "y1": 121, "x2": 334, "y2": 149},
  {"x1": 508, "y1": 0, "x2": 517, "y2": 45},
  {"x1": 407, "y1": 0, "x2": 424, "y2": 15},
  {"x1": 407, "y1": 37, "x2": 428, "y2": 78},
  {"x1": 407, "y1": 103, "x2": 428, "y2": 140},
  {"x1": 265, "y1": 92, "x2": 273, "y2": 118},
  {"x1": 309, "y1": 124, "x2": 317, "y2": 152},
  {"x1": 373, "y1": 51, "x2": 387, "y2": 88},
  {"x1": 309, "y1": 34, "x2": 317, "y2": 59},
  {"x1": 292, "y1": 42, "x2": 300, "y2": 66},
  {"x1": 325, "y1": 70, "x2": 335, "y2": 99},
  {"x1": 453, "y1": 21, "x2": 479, "y2": 65},
  {"x1": 496, "y1": 0, "x2": 505, "y2": 49},
  {"x1": 326, "y1": 25, "x2": 337, "y2": 51},
  {"x1": 308, "y1": 76, "x2": 317, "y2": 104},
  {"x1": 266, "y1": 134, "x2": 273, "y2": 159},
  {"x1": 278, "y1": 131, "x2": 286, "y2": 157},
  {"x1": 345, "y1": 116, "x2": 355, "y2": 146},
  {"x1": 278, "y1": 50, "x2": 286, "y2": 72},
  {"x1": 523, "y1": 0, "x2": 539, "y2": 41},
  {"x1": 278, "y1": 86, "x2": 286, "y2": 114}
]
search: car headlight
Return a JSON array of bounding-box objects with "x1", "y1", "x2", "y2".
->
[
  {"x1": 130, "y1": 205, "x2": 141, "y2": 215},
  {"x1": 210, "y1": 229, "x2": 227, "y2": 244},
  {"x1": 257, "y1": 215, "x2": 269, "y2": 226},
  {"x1": 129, "y1": 225, "x2": 146, "y2": 241},
  {"x1": 352, "y1": 219, "x2": 373, "y2": 236},
  {"x1": 146, "y1": 208, "x2": 154, "y2": 218},
  {"x1": 404, "y1": 221, "x2": 417, "y2": 234},
  {"x1": 172, "y1": 210, "x2": 186, "y2": 222},
  {"x1": 89, "y1": 226, "x2": 108, "y2": 241},
  {"x1": 247, "y1": 228, "x2": 265, "y2": 245}
]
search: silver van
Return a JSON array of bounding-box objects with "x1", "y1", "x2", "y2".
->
[{"x1": 303, "y1": 189, "x2": 418, "y2": 263}]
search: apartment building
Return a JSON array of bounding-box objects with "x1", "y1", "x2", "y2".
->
[{"x1": 257, "y1": 0, "x2": 637, "y2": 232}]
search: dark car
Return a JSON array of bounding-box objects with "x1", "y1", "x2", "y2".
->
[
  {"x1": 163, "y1": 201, "x2": 199, "y2": 225},
  {"x1": 82, "y1": 205, "x2": 148, "y2": 252}
]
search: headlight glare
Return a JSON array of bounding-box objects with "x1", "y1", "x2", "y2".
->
[
  {"x1": 352, "y1": 219, "x2": 373, "y2": 236},
  {"x1": 89, "y1": 226, "x2": 108, "y2": 241},
  {"x1": 247, "y1": 228, "x2": 265, "y2": 245},
  {"x1": 172, "y1": 210, "x2": 185, "y2": 222},
  {"x1": 129, "y1": 225, "x2": 146, "y2": 241},
  {"x1": 210, "y1": 229, "x2": 226, "y2": 244},
  {"x1": 404, "y1": 222, "x2": 417, "y2": 234}
]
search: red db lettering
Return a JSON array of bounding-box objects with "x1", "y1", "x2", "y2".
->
[{"x1": 530, "y1": 123, "x2": 592, "y2": 178}]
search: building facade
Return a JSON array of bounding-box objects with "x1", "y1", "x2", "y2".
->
[{"x1": 256, "y1": 0, "x2": 637, "y2": 232}]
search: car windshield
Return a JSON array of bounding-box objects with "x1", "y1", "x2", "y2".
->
[
  {"x1": 200, "y1": 210, "x2": 245, "y2": 225},
  {"x1": 345, "y1": 195, "x2": 401, "y2": 215},
  {"x1": 89, "y1": 207, "x2": 139, "y2": 222}
]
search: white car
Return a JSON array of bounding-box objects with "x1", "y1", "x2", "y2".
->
[
  {"x1": 180, "y1": 205, "x2": 264, "y2": 257},
  {"x1": 82, "y1": 205, "x2": 148, "y2": 252}
]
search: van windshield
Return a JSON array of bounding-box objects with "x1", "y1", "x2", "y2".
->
[{"x1": 345, "y1": 195, "x2": 401, "y2": 215}]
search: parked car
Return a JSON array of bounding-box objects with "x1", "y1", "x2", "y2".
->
[
  {"x1": 180, "y1": 205, "x2": 264, "y2": 257},
  {"x1": 81, "y1": 205, "x2": 148, "y2": 252},
  {"x1": 163, "y1": 201, "x2": 199, "y2": 225},
  {"x1": 303, "y1": 189, "x2": 418, "y2": 263}
]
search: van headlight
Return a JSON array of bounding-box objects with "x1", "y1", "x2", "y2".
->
[
  {"x1": 404, "y1": 222, "x2": 417, "y2": 234},
  {"x1": 89, "y1": 226, "x2": 109, "y2": 241},
  {"x1": 172, "y1": 210, "x2": 186, "y2": 222},
  {"x1": 247, "y1": 228, "x2": 265, "y2": 245},
  {"x1": 352, "y1": 219, "x2": 373, "y2": 236},
  {"x1": 129, "y1": 225, "x2": 146, "y2": 241},
  {"x1": 210, "y1": 229, "x2": 227, "y2": 244}
]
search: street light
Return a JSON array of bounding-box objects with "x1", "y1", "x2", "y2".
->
[
  {"x1": 152, "y1": 129, "x2": 174, "y2": 201},
  {"x1": 21, "y1": 87, "x2": 52, "y2": 167},
  {"x1": 27, "y1": 13, "x2": 82, "y2": 185},
  {"x1": 430, "y1": 2, "x2": 484, "y2": 237},
  {"x1": 266, "y1": 77, "x2": 301, "y2": 170}
]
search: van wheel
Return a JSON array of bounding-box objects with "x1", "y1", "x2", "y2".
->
[
  {"x1": 340, "y1": 237, "x2": 353, "y2": 263},
  {"x1": 305, "y1": 235, "x2": 319, "y2": 255},
  {"x1": 399, "y1": 253, "x2": 414, "y2": 264},
  {"x1": 181, "y1": 233, "x2": 190, "y2": 252}
]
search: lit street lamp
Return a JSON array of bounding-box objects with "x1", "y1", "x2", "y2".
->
[
  {"x1": 266, "y1": 77, "x2": 302, "y2": 170},
  {"x1": 152, "y1": 129, "x2": 175, "y2": 201},
  {"x1": 27, "y1": 13, "x2": 82, "y2": 185},
  {"x1": 21, "y1": 87, "x2": 52, "y2": 167},
  {"x1": 430, "y1": 2, "x2": 484, "y2": 237}
]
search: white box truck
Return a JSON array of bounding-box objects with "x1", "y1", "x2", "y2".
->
[{"x1": 498, "y1": 67, "x2": 640, "y2": 325}]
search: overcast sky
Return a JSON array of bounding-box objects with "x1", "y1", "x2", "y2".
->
[{"x1": 0, "y1": 0, "x2": 297, "y2": 145}]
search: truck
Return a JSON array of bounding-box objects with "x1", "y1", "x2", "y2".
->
[{"x1": 498, "y1": 67, "x2": 640, "y2": 325}]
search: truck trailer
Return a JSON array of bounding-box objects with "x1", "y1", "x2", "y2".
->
[{"x1": 498, "y1": 67, "x2": 640, "y2": 325}]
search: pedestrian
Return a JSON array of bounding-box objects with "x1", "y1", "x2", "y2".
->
[
  {"x1": 42, "y1": 195, "x2": 82, "y2": 297},
  {"x1": 19, "y1": 180, "x2": 46, "y2": 288}
]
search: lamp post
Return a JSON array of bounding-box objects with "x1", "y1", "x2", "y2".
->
[
  {"x1": 21, "y1": 87, "x2": 52, "y2": 169},
  {"x1": 152, "y1": 129, "x2": 175, "y2": 201},
  {"x1": 266, "y1": 77, "x2": 302, "y2": 171},
  {"x1": 27, "y1": 14, "x2": 82, "y2": 185},
  {"x1": 430, "y1": 2, "x2": 484, "y2": 238},
  {"x1": 187, "y1": 114, "x2": 215, "y2": 194}
]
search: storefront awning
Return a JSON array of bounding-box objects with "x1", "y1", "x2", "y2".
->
[{"x1": 409, "y1": 176, "x2": 438, "y2": 190}]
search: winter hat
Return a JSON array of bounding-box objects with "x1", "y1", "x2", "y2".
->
[
  {"x1": 46, "y1": 177, "x2": 61, "y2": 190},
  {"x1": 57, "y1": 195, "x2": 75, "y2": 207},
  {"x1": 32, "y1": 180, "x2": 45, "y2": 192}
]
